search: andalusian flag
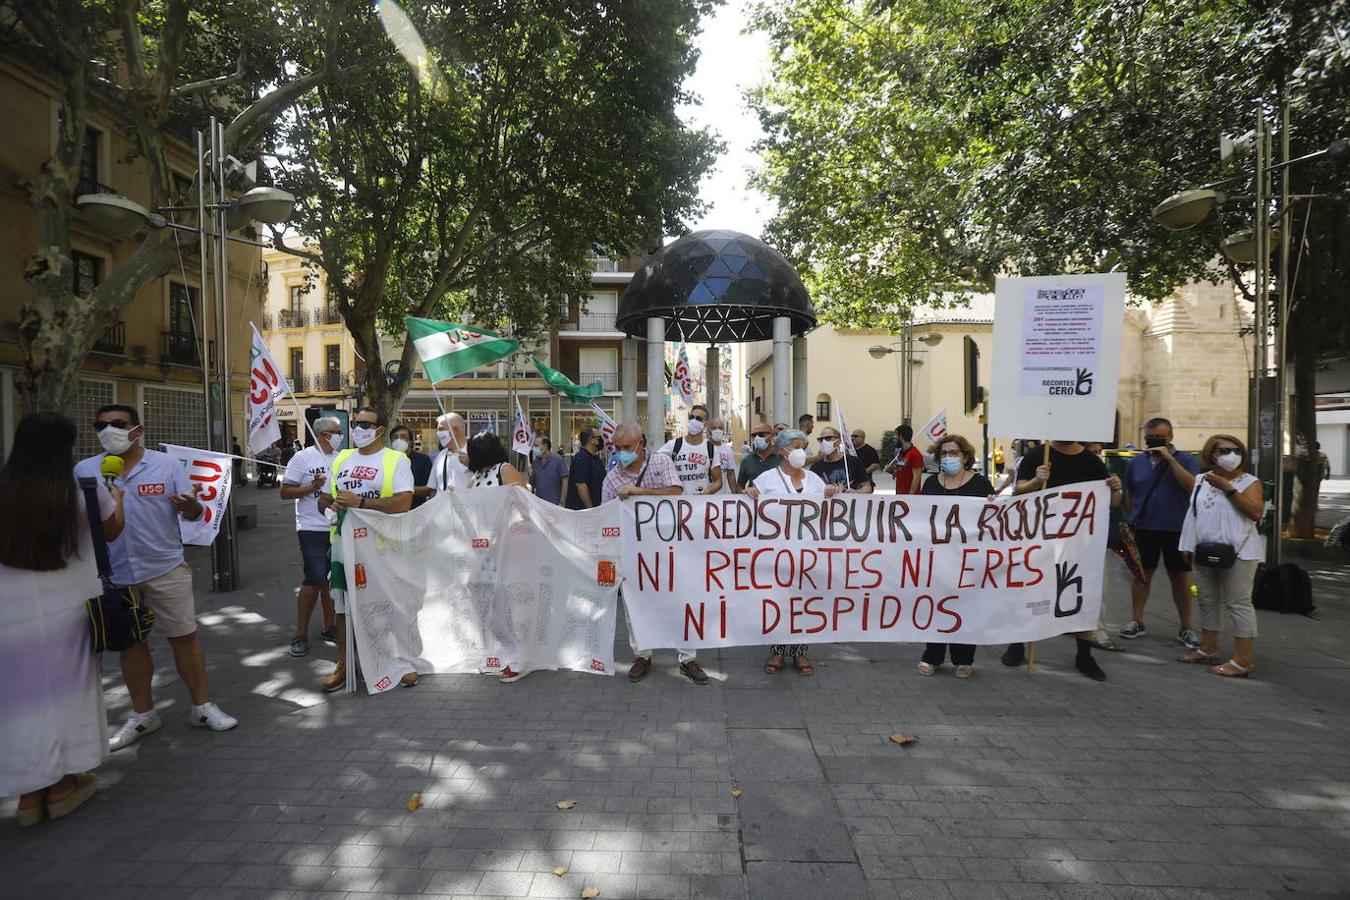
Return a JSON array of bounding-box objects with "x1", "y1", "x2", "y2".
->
[
  {"x1": 532, "y1": 357, "x2": 604, "y2": 403},
  {"x1": 405, "y1": 316, "x2": 519, "y2": 382}
]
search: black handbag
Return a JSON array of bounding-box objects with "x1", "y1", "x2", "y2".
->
[
  {"x1": 1188, "y1": 480, "x2": 1251, "y2": 570},
  {"x1": 79, "y1": 478, "x2": 154, "y2": 652}
]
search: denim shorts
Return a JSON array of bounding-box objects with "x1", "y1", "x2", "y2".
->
[{"x1": 298, "y1": 530, "x2": 332, "y2": 586}]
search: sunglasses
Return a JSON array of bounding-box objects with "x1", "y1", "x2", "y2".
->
[
  {"x1": 1214, "y1": 447, "x2": 1241, "y2": 455},
  {"x1": 689, "y1": 416, "x2": 707, "y2": 422},
  {"x1": 94, "y1": 420, "x2": 133, "y2": 431}
]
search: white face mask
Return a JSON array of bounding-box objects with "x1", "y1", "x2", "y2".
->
[
  {"x1": 687, "y1": 418, "x2": 704, "y2": 436},
  {"x1": 351, "y1": 425, "x2": 380, "y2": 449},
  {"x1": 391, "y1": 438, "x2": 410, "y2": 454},
  {"x1": 786, "y1": 447, "x2": 807, "y2": 469},
  {"x1": 436, "y1": 429, "x2": 452, "y2": 448},
  {"x1": 710, "y1": 428, "x2": 725, "y2": 443},
  {"x1": 819, "y1": 439, "x2": 836, "y2": 456},
  {"x1": 98, "y1": 425, "x2": 136, "y2": 455},
  {"x1": 1214, "y1": 450, "x2": 1242, "y2": 472},
  {"x1": 325, "y1": 432, "x2": 344, "y2": 452}
]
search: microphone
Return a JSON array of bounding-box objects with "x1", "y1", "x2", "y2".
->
[{"x1": 100, "y1": 455, "x2": 124, "y2": 486}]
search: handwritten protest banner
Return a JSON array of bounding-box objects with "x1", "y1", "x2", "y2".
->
[
  {"x1": 341, "y1": 488, "x2": 621, "y2": 693},
  {"x1": 620, "y1": 488, "x2": 1109, "y2": 648}
]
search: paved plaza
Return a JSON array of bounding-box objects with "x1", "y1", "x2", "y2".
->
[{"x1": 3, "y1": 487, "x2": 1350, "y2": 900}]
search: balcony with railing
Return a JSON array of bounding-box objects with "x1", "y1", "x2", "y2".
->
[
  {"x1": 91, "y1": 320, "x2": 125, "y2": 355},
  {"x1": 161, "y1": 331, "x2": 215, "y2": 368},
  {"x1": 286, "y1": 373, "x2": 308, "y2": 393},
  {"x1": 313, "y1": 305, "x2": 342, "y2": 326},
  {"x1": 315, "y1": 372, "x2": 343, "y2": 392},
  {"x1": 579, "y1": 371, "x2": 620, "y2": 392},
  {"x1": 75, "y1": 176, "x2": 117, "y2": 197},
  {"x1": 559, "y1": 312, "x2": 622, "y2": 334},
  {"x1": 277, "y1": 308, "x2": 306, "y2": 328}
]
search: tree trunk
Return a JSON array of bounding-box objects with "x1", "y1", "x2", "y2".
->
[{"x1": 1288, "y1": 302, "x2": 1320, "y2": 539}]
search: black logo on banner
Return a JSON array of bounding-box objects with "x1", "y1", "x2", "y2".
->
[
  {"x1": 1074, "y1": 368, "x2": 1094, "y2": 396},
  {"x1": 1054, "y1": 562, "x2": 1083, "y2": 617}
]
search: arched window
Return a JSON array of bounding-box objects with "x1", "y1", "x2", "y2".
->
[{"x1": 816, "y1": 393, "x2": 832, "y2": 421}]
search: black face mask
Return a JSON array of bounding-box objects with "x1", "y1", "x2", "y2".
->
[{"x1": 1145, "y1": 436, "x2": 1167, "y2": 448}]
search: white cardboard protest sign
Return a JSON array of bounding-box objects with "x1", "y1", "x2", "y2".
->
[
  {"x1": 341, "y1": 488, "x2": 621, "y2": 694},
  {"x1": 620, "y1": 489, "x2": 1108, "y2": 649},
  {"x1": 988, "y1": 273, "x2": 1126, "y2": 442}
]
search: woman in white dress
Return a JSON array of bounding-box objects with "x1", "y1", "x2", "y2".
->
[
  {"x1": 0, "y1": 412, "x2": 123, "y2": 825},
  {"x1": 465, "y1": 431, "x2": 530, "y2": 682},
  {"x1": 1177, "y1": 434, "x2": 1265, "y2": 677},
  {"x1": 745, "y1": 429, "x2": 839, "y2": 676}
]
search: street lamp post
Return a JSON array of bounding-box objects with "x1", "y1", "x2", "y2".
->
[
  {"x1": 870, "y1": 320, "x2": 943, "y2": 426},
  {"x1": 75, "y1": 115, "x2": 298, "y2": 590}
]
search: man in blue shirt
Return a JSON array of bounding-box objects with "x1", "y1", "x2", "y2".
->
[
  {"x1": 1119, "y1": 417, "x2": 1201, "y2": 649},
  {"x1": 529, "y1": 435, "x2": 569, "y2": 505},
  {"x1": 76, "y1": 404, "x2": 239, "y2": 751},
  {"x1": 565, "y1": 427, "x2": 606, "y2": 509}
]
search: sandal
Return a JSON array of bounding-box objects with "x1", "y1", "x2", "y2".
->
[
  {"x1": 46, "y1": 773, "x2": 97, "y2": 820},
  {"x1": 763, "y1": 655, "x2": 785, "y2": 674},
  {"x1": 953, "y1": 665, "x2": 974, "y2": 679},
  {"x1": 1176, "y1": 650, "x2": 1220, "y2": 664},
  {"x1": 916, "y1": 661, "x2": 938, "y2": 676},
  {"x1": 1209, "y1": 659, "x2": 1253, "y2": 678},
  {"x1": 794, "y1": 656, "x2": 815, "y2": 677},
  {"x1": 16, "y1": 799, "x2": 45, "y2": 828}
]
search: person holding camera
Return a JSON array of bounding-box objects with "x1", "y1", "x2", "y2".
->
[{"x1": 1177, "y1": 435, "x2": 1264, "y2": 677}]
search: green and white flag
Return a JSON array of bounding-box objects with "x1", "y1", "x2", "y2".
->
[
  {"x1": 404, "y1": 316, "x2": 520, "y2": 383},
  {"x1": 532, "y1": 357, "x2": 604, "y2": 403}
]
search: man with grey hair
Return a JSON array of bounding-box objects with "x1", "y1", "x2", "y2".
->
[
  {"x1": 432, "y1": 411, "x2": 470, "y2": 492},
  {"x1": 280, "y1": 417, "x2": 344, "y2": 656},
  {"x1": 603, "y1": 421, "x2": 709, "y2": 684}
]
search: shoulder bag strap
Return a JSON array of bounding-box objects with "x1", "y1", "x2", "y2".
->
[
  {"x1": 1133, "y1": 457, "x2": 1171, "y2": 520},
  {"x1": 78, "y1": 477, "x2": 113, "y2": 583}
]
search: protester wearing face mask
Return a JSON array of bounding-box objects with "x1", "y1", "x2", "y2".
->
[
  {"x1": 657, "y1": 404, "x2": 723, "y2": 495},
  {"x1": 529, "y1": 435, "x2": 568, "y2": 506},
  {"x1": 279, "y1": 417, "x2": 342, "y2": 657},
  {"x1": 74, "y1": 405, "x2": 238, "y2": 750},
  {"x1": 706, "y1": 417, "x2": 739, "y2": 494},
  {"x1": 389, "y1": 424, "x2": 434, "y2": 509},
  {"x1": 745, "y1": 429, "x2": 839, "y2": 676},
  {"x1": 811, "y1": 426, "x2": 874, "y2": 493},
  {"x1": 884, "y1": 424, "x2": 925, "y2": 494},
  {"x1": 916, "y1": 435, "x2": 995, "y2": 678},
  {"x1": 1118, "y1": 417, "x2": 1201, "y2": 649},
  {"x1": 566, "y1": 427, "x2": 606, "y2": 509},
  {"x1": 737, "y1": 422, "x2": 778, "y2": 491},
  {"x1": 431, "y1": 412, "x2": 470, "y2": 492},
  {"x1": 316, "y1": 406, "x2": 415, "y2": 691},
  {"x1": 1177, "y1": 435, "x2": 1264, "y2": 678},
  {"x1": 603, "y1": 422, "x2": 709, "y2": 685}
]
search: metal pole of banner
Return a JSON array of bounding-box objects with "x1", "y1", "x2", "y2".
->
[
  {"x1": 209, "y1": 117, "x2": 239, "y2": 591},
  {"x1": 1026, "y1": 440, "x2": 1052, "y2": 674},
  {"x1": 196, "y1": 129, "x2": 213, "y2": 471},
  {"x1": 1271, "y1": 99, "x2": 1290, "y2": 567}
]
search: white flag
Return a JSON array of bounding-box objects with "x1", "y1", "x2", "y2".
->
[
  {"x1": 672, "y1": 342, "x2": 695, "y2": 407},
  {"x1": 512, "y1": 398, "x2": 533, "y2": 456},
  {"x1": 246, "y1": 322, "x2": 287, "y2": 454},
  {"x1": 837, "y1": 403, "x2": 857, "y2": 457},
  {"x1": 589, "y1": 403, "x2": 617, "y2": 447},
  {"x1": 162, "y1": 444, "x2": 234, "y2": 546},
  {"x1": 921, "y1": 408, "x2": 949, "y2": 445}
]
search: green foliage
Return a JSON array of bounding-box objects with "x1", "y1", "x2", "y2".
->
[
  {"x1": 750, "y1": 0, "x2": 1348, "y2": 331},
  {"x1": 273, "y1": 0, "x2": 720, "y2": 406}
]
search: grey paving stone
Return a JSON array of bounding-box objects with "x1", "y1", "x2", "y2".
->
[
  {"x1": 746, "y1": 861, "x2": 868, "y2": 900},
  {"x1": 736, "y1": 782, "x2": 856, "y2": 863},
  {"x1": 728, "y1": 728, "x2": 824, "y2": 782}
]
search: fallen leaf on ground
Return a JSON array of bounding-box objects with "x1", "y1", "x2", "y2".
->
[
  {"x1": 556, "y1": 799, "x2": 577, "y2": 810},
  {"x1": 553, "y1": 865, "x2": 568, "y2": 877},
  {"x1": 406, "y1": 793, "x2": 421, "y2": 811},
  {"x1": 581, "y1": 888, "x2": 601, "y2": 898},
  {"x1": 889, "y1": 732, "x2": 918, "y2": 746},
  {"x1": 730, "y1": 788, "x2": 743, "y2": 798}
]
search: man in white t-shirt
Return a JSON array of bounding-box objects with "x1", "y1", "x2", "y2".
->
[
  {"x1": 656, "y1": 404, "x2": 723, "y2": 495},
  {"x1": 430, "y1": 411, "x2": 470, "y2": 492},
  {"x1": 280, "y1": 416, "x2": 342, "y2": 658},
  {"x1": 315, "y1": 406, "x2": 415, "y2": 691},
  {"x1": 706, "y1": 416, "x2": 738, "y2": 493}
]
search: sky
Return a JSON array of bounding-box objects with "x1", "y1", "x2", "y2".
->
[{"x1": 680, "y1": 0, "x2": 775, "y2": 238}]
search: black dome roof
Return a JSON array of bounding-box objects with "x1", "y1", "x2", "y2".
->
[{"x1": 616, "y1": 230, "x2": 816, "y2": 342}]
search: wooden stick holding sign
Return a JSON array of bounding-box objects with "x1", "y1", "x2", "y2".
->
[{"x1": 1025, "y1": 440, "x2": 1051, "y2": 674}]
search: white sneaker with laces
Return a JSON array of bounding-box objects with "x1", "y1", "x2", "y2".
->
[
  {"x1": 189, "y1": 702, "x2": 238, "y2": 732},
  {"x1": 109, "y1": 711, "x2": 162, "y2": 752}
]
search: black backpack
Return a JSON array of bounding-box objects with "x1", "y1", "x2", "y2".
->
[{"x1": 1252, "y1": 562, "x2": 1316, "y2": 616}]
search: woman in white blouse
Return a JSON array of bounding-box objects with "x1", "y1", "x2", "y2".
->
[
  {"x1": 745, "y1": 429, "x2": 839, "y2": 676},
  {"x1": 1177, "y1": 434, "x2": 1264, "y2": 677}
]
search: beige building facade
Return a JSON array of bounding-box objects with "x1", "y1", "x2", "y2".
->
[
  {"x1": 730, "y1": 281, "x2": 1251, "y2": 464},
  {"x1": 0, "y1": 58, "x2": 261, "y2": 461}
]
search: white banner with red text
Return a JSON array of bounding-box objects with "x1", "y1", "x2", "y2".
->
[
  {"x1": 340, "y1": 487, "x2": 621, "y2": 694},
  {"x1": 162, "y1": 443, "x2": 234, "y2": 546},
  {"x1": 619, "y1": 487, "x2": 1109, "y2": 648}
]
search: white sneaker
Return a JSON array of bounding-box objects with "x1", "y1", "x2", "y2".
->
[
  {"x1": 109, "y1": 711, "x2": 162, "y2": 752},
  {"x1": 189, "y1": 702, "x2": 238, "y2": 732}
]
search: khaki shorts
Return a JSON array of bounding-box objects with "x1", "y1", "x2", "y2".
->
[{"x1": 134, "y1": 562, "x2": 198, "y2": 638}]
